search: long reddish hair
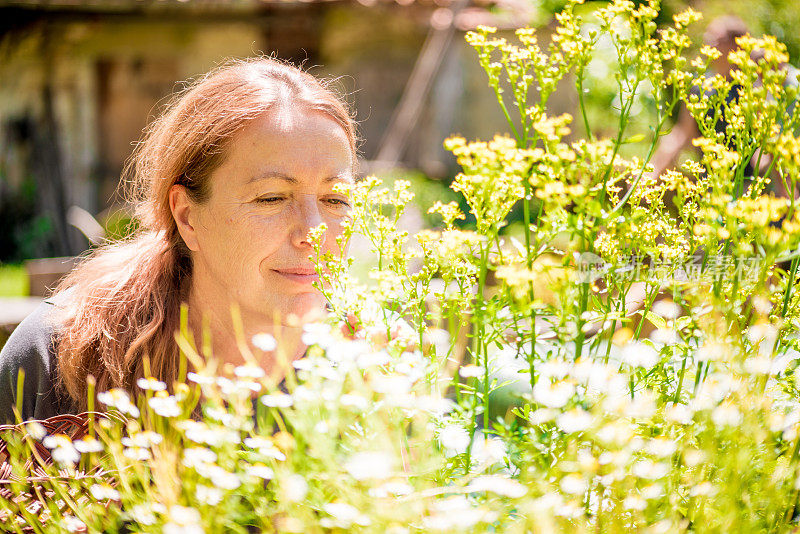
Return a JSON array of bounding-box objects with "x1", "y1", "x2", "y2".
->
[{"x1": 54, "y1": 58, "x2": 357, "y2": 409}]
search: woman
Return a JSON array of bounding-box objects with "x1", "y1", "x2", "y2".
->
[{"x1": 0, "y1": 57, "x2": 357, "y2": 423}]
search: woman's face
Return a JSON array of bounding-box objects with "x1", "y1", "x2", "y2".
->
[{"x1": 172, "y1": 106, "x2": 354, "y2": 325}]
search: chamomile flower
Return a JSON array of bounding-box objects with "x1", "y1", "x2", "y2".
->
[
  {"x1": 245, "y1": 464, "x2": 275, "y2": 480},
  {"x1": 42, "y1": 434, "x2": 80, "y2": 467},
  {"x1": 344, "y1": 451, "x2": 394, "y2": 481},
  {"x1": 234, "y1": 365, "x2": 266, "y2": 379},
  {"x1": 97, "y1": 389, "x2": 140, "y2": 417},
  {"x1": 252, "y1": 333, "x2": 277, "y2": 352},
  {"x1": 73, "y1": 436, "x2": 104, "y2": 453},
  {"x1": 467, "y1": 475, "x2": 527, "y2": 498},
  {"x1": 137, "y1": 377, "x2": 167, "y2": 391},
  {"x1": 260, "y1": 393, "x2": 294, "y2": 408},
  {"x1": 556, "y1": 408, "x2": 593, "y2": 434},
  {"x1": 182, "y1": 447, "x2": 217, "y2": 469},
  {"x1": 196, "y1": 485, "x2": 223, "y2": 506},
  {"x1": 243, "y1": 437, "x2": 287, "y2": 460},
  {"x1": 321, "y1": 502, "x2": 371, "y2": 528},
  {"x1": 149, "y1": 394, "x2": 181, "y2": 418},
  {"x1": 438, "y1": 424, "x2": 470, "y2": 454},
  {"x1": 90, "y1": 483, "x2": 121, "y2": 501}
]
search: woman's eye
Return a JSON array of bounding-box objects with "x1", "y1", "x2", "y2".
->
[
  {"x1": 325, "y1": 197, "x2": 351, "y2": 208},
  {"x1": 256, "y1": 196, "x2": 284, "y2": 204}
]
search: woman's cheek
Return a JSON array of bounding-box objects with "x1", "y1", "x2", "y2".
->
[
  {"x1": 326, "y1": 216, "x2": 349, "y2": 255},
  {"x1": 245, "y1": 210, "x2": 284, "y2": 236}
]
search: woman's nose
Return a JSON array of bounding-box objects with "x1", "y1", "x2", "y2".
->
[{"x1": 293, "y1": 196, "x2": 326, "y2": 248}]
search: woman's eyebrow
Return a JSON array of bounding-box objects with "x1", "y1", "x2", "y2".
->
[
  {"x1": 248, "y1": 171, "x2": 297, "y2": 184},
  {"x1": 327, "y1": 172, "x2": 355, "y2": 183},
  {"x1": 248, "y1": 171, "x2": 353, "y2": 184}
]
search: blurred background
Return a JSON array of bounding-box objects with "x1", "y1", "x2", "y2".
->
[{"x1": 1, "y1": 0, "x2": 799, "y2": 330}]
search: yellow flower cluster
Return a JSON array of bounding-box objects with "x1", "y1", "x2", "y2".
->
[
  {"x1": 427, "y1": 200, "x2": 465, "y2": 228},
  {"x1": 445, "y1": 135, "x2": 532, "y2": 232}
]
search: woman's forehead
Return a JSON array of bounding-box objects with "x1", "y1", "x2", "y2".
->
[
  {"x1": 248, "y1": 105, "x2": 350, "y2": 143},
  {"x1": 209, "y1": 108, "x2": 354, "y2": 192}
]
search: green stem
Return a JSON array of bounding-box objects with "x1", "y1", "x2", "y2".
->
[
  {"x1": 732, "y1": 147, "x2": 756, "y2": 200},
  {"x1": 633, "y1": 284, "x2": 660, "y2": 341},
  {"x1": 781, "y1": 256, "x2": 800, "y2": 317},
  {"x1": 497, "y1": 93, "x2": 521, "y2": 143},
  {"x1": 573, "y1": 280, "x2": 590, "y2": 361},
  {"x1": 673, "y1": 356, "x2": 687, "y2": 404},
  {"x1": 603, "y1": 279, "x2": 627, "y2": 364},
  {"x1": 606, "y1": 104, "x2": 672, "y2": 219},
  {"x1": 783, "y1": 435, "x2": 800, "y2": 525},
  {"x1": 476, "y1": 238, "x2": 492, "y2": 430},
  {"x1": 600, "y1": 76, "x2": 641, "y2": 202},
  {"x1": 771, "y1": 256, "x2": 800, "y2": 356},
  {"x1": 576, "y1": 72, "x2": 593, "y2": 140},
  {"x1": 693, "y1": 361, "x2": 704, "y2": 397},
  {"x1": 519, "y1": 140, "x2": 542, "y2": 391}
]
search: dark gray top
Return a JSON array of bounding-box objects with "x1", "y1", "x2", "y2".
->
[{"x1": 0, "y1": 299, "x2": 77, "y2": 424}]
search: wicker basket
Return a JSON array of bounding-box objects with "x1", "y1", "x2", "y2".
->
[{"x1": 0, "y1": 412, "x2": 118, "y2": 532}]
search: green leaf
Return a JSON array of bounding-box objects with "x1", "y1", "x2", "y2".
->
[
  {"x1": 675, "y1": 315, "x2": 693, "y2": 330},
  {"x1": 623, "y1": 133, "x2": 646, "y2": 144},
  {"x1": 639, "y1": 309, "x2": 667, "y2": 330}
]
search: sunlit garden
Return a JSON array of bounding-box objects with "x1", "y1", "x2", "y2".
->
[{"x1": 2, "y1": 0, "x2": 800, "y2": 531}]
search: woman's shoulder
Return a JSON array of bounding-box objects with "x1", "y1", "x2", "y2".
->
[
  {"x1": 0, "y1": 299, "x2": 59, "y2": 373},
  {"x1": 0, "y1": 298, "x2": 77, "y2": 424}
]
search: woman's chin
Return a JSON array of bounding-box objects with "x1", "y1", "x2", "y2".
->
[{"x1": 273, "y1": 294, "x2": 328, "y2": 326}]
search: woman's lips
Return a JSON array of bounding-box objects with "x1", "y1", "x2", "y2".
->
[{"x1": 272, "y1": 268, "x2": 320, "y2": 284}]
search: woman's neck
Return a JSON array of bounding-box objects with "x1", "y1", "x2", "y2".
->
[{"x1": 185, "y1": 290, "x2": 307, "y2": 377}]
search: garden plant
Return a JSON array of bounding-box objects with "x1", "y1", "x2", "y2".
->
[{"x1": 3, "y1": 0, "x2": 800, "y2": 531}]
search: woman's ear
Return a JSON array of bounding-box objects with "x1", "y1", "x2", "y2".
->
[{"x1": 169, "y1": 185, "x2": 200, "y2": 252}]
